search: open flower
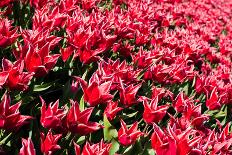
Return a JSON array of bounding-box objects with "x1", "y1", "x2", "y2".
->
[
  {"x1": 104, "y1": 101, "x2": 123, "y2": 121},
  {"x1": 1, "y1": 58, "x2": 34, "y2": 91},
  {"x1": 0, "y1": 18, "x2": 19, "y2": 48},
  {"x1": 74, "y1": 75, "x2": 113, "y2": 106},
  {"x1": 19, "y1": 138, "x2": 36, "y2": 155},
  {"x1": 40, "y1": 97, "x2": 66, "y2": 130},
  {"x1": 40, "y1": 130, "x2": 62, "y2": 155},
  {"x1": 0, "y1": 94, "x2": 32, "y2": 131},
  {"x1": 74, "y1": 140, "x2": 111, "y2": 155},
  {"x1": 25, "y1": 44, "x2": 60, "y2": 77},
  {"x1": 118, "y1": 119, "x2": 143, "y2": 146},
  {"x1": 142, "y1": 97, "x2": 169, "y2": 124},
  {"x1": 66, "y1": 100, "x2": 102, "y2": 135}
]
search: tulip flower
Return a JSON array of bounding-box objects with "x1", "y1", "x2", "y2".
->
[
  {"x1": 206, "y1": 87, "x2": 221, "y2": 110},
  {"x1": 1, "y1": 58, "x2": 34, "y2": 91},
  {"x1": 74, "y1": 75, "x2": 113, "y2": 106},
  {"x1": 0, "y1": 94, "x2": 32, "y2": 131},
  {"x1": 0, "y1": 18, "x2": 19, "y2": 48},
  {"x1": 74, "y1": 140, "x2": 111, "y2": 155},
  {"x1": 40, "y1": 130, "x2": 62, "y2": 155},
  {"x1": 119, "y1": 79, "x2": 141, "y2": 106},
  {"x1": 25, "y1": 44, "x2": 60, "y2": 77},
  {"x1": 142, "y1": 97, "x2": 169, "y2": 124},
  {"x1": 19, "y1": 138, "x2": 36, "y2": 155},
  {"x1": 104, "y1": 101, "x2": 123, "y2": 121},
  {"x1": 40, "y1": 97, "x2": 66, "y2": 129},
  {"x1": 66, "y1": 100, "x2": 102, "y2": 135},
  {"x1": 118, "y1": 119, "x2": 143, "y2": 146}
]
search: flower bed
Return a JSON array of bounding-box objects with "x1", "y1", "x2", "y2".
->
[{"x1": 0, "y1": 0, "x2": 232, "y2": 154}]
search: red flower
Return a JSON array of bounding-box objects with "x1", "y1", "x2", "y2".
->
[
  {"x1": 74, "y1": 75, "x2": 113, "y2": 106},
  {"x1": 151, "y1": 123, "x2": 176, "y2": 155},
  {"x1": 206, "y1": 87, "x2": 221, "y2": 110},
  {"x1": 0, "y1": 72, "x2": 8, "y2": 88},
  {"x1": 66, "y1": 100, "x2": 102, "y2": 135},
  {"x1": 0, "y1": 18, "x2": 19, "y2": 48},
  {"x1": 19, "y1": 138, "x2": 36, "y2": 155},
  {"x1": 74, "y1": 142, "x2": 81, "y2": 155},
  {"x1": 104, "y1": 101, "x2": 123, "y2": 121},
  {"x1": 1, "y1": 58, "x2": 34, "y2": 91},
  {"x1": 40, "y1": 130, "x2": 62, "y2": 155},
  {"x1": 173, "y1": 92, "x2": 186, "y2": 113},
  {"x1": 25, "y1": 44, "x2": 60, "y2": 77},
  {"x1": 142, "y1": 97, "x2": 169, "y2": 124},
  {"x1": 74, "y1": 140, "x2": 111, "y2": 155},
  {"x1": 119, "y1": 79, "x2": 141, "y2": 106},
  {"x1": 60, "y1": 46, "x2": 75, "y2": 62},
  {"x1": 0, "y1": 94, "x2": 32, "y2": 131},
  {"x1": 30, "y1": 0, "x2": 55, "y2": 9},
  {"x1": 151, "y1": 123, "x2": 202, "y2": 155},
  {"x1": 118, "y1": 119, "x2": 143, "y2": 146},
  {"x1": 40, "y1": 97, "x2": 66, "y2": 129}
]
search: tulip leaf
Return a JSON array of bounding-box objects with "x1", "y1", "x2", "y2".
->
[
  {"x1": 76, "y1": 136, "x2": 86, "y2": 145},
  {"x1": 79, "y1": 96, "x2": 85, "y2": 111},
  {"x1": 33, "y1": 82, "x2": 53, "y2": 92},
  {"x1": 103, "y1": 115, "x2": 118, "y2": 141},
  {"x1": 110, "y1": 138, "x2": 120, "y2": 155},
  {"x1": 123, "y1": 140, "x2": 143, "y2": 155}
]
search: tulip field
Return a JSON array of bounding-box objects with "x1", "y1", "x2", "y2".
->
[{"x1": 1, "y1": 0, "x2": 232, "y2": 154}]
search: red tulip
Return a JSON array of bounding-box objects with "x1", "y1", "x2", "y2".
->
[
  {"x1": 19, "y1": 138, "x2": 36, "y2": 155},
  {"x1": 30, "y1": 0, "x2": 55, "y2": 9},
  {"x1": 119, "y1": 79, "x2": 141, "y2": 106},
  {"x1": 25, "y1": 44, "x2": 60, "y2": 77},
  {"x1": 74, "y1": 142, "x2": 81, "y2": 155},
  {"x1": 66, "y1": 100, "x2": 102, "y2": 135},
  {"x1": 40, "y1": 130, "x2": 62, "y2": 155},
  {"x1": 1, "y1": 58, "x2": 34, "y2": 91},
  {"x1": 0, "y1": 18, "x2": 19, "y2": 48},
  {"x1": 0, "y1": 94, "x2": 32, "y2": 131},
  {"x1": 151, "y1": 123, "x2": 177, "y2": 155},
  {"x1": 173, "y1": 92, "x2": 186, "y2": 113},
  {"x1": 40, "y1": 97, "x2": 66, "y2": 129},
  {"x1": 206, "y1": 87, "x2": 221, "y2": 110},
  {"x1": 142, "y1": 97, "x2": 169, "y2": 124},
  {"x1": 118, "y1": 119, "x2": 143, "y2": 146},
  {"x1": 104, "y1": 101, "x2": 123, "y2": 121},
  {"x1": 74, "y1": 75, "x2": 113, "y2": 106},
  {"x1": 60, "y1": 46, "x2": 75, "y2": 62},
  {"x1": 0, "y1": 71, "x2": 8, "y2": 88},
  {"x1": 151, "y1": 123, "x2": 202, "y2": 155},
  {"x1": 74, "y1": 140, "x2": 111, "y2": 155}
]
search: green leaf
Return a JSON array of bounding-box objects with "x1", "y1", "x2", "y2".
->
[
  {"x1": 76, "y1": 136, "x2": 86, "y2": 145},
  {"x1": 33, "y1": 82, "x2": 53, "y2": 92},
  {"x1": 103, "y1": 115, "x2": 118, "y2": 141},
  {"x1": 79, "y1": 96, "x2": 85, "y2": 111},
  {"x1": 123, "y1": 140, "x2": 143, "y2": 155},
  {"x1": 110, "y1": 139, "x2": 120, "y2": 155}
]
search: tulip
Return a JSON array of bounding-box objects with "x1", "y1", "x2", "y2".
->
[
  {"x1": 1, "y1": 58, "x2": 34, "y2": 91},
  {"x1": 40, "y1": 97, "x2": 66, "y2": 129},
  {"x1": 0, "y1": 94, "x2": 32, "y2": 131},
  {"x1": 66, "y1": 100, "x2": 102, "y2": 135},
  {"x1": 142, "y1": 97, "x2": 169, "y2": 124},
  {"x1": 74, "y1": 140, "x2": 111, "y2": 155},
  {"x1": 118, "y1": 119, "x2": 143, "y2": 146},
  {"x1": 104, "y1": 101, "x2": 123, "y2": 121},
  {"x1": 74, "y1": 75, "x2": 113, "y2": 106},
  {"x1": 40, "y1": 130, "x2": 62, "y2": 155},
  {"x1": 19, "y1": 138, "x2": 36, "y2": 155},
  {"x1": 0, "y1": 18, "x2": 19, "y2": 48}
]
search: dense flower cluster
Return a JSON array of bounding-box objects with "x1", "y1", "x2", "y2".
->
[{"x1": 0, "y1": 0, "x2": 232, "y2": 154}]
